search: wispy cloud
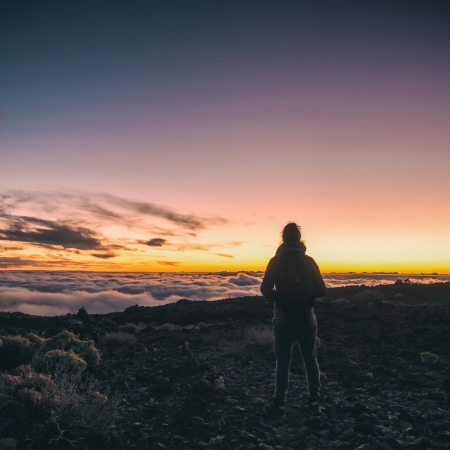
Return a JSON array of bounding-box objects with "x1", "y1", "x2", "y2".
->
[
  {"x1": 155, "y1": 261, "x2": 180, "y2": 266},
  {"x1": 213, "y1": 253, "x2": 234, "y2": 258},
  {"x1": 0, "y1": 189, "x2": 231, "y2": 268},
  {"x1": 139, "y1": 239, "x2": 244, "y2": 253},
  {"x1": 2, "y1": 190, "x2": 227, "y2": 232},
  {"x1": 0, "y1": 256, "x2": 88, "y2": 269}
]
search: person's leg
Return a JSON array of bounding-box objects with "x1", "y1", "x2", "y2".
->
[
  {"x1": 297, "y1": 312, "x2": 320, "y2": 399},
  {"x1": 273, "y1": 319, "x2": 294, "y2": 406}
]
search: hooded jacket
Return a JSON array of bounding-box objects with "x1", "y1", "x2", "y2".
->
[{"x1": 260, "y1": 242, "x2": 327, "y2": 309}]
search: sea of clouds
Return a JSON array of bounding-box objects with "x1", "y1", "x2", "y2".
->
[{"x1": 0, "y1": 271, "x2": 448, "y2": 316}]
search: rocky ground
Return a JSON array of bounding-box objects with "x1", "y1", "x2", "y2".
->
[{"x1": 1, "y1": 281, "x2": 450, "y2": 450}]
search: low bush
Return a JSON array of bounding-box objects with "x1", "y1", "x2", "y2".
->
[
  {"x1": 156, "y1": 323, "x2": 181, "y2": 332},
  {"x1": 420, "y1": 352, "x2": 439, "y2": 364},
  {"x1": 355, "y1": 289, "x2": 385, "y2": 305},
  {"x1": 332, "y1": 298, "x2": 350, "y2": 305},
  {"x1": 119, "y1": 322, "x2": 147, "y2": 333},
  {"x1": 0, "y1": 438, "x2": 18, "y2": 450},
  {"x1": 0, "y1": 336, "x2": 34, "y2": 369},
  {"x1": 36, "y1": 331, "x2": 100, "y2": 369},
  {"x1": 0, "y1": 334, "x2": 44, "y2": 370},
  {"x1": 32, "y1": 349, "x2": 87, "y2": 374},
  {"x1": 0, "y1": 331, "x2": 100, "y2": 374},
  {"x1": 101, "y1": 331, "x2": 137, "y2": 345},
  {"x1": 244, "y1": 325, "x2": 273, "y2": 349},
  {"x1": 0, "y1": 362, "x2": 120, "y2": 449},
  {"x1": 98, "y1": 318, "x2": 117, "y2": 327}
]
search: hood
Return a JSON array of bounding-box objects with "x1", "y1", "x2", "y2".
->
[{"x1": 275, "y1": 241, "x2": 306, "y2": 256}]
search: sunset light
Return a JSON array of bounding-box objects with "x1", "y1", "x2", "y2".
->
[{"x1": 1, "y1": 1, "x2": 449, "y2": 275}]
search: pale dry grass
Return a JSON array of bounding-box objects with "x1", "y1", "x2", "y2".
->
[
  {"x1": 155, "y1": 322, "x2": 211, "y2": 332},
  {"x1": 101, "y1": 331, "x2": 137, "y2": 345},
  {"x1": 244, "y1": 325, "x2": 273, "y2": 349},
  {"x1": 119, "y1": 322, "x2": 147, "y2": 333}
]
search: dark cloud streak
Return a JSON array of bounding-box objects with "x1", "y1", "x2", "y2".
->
[
  {"x1": 91, "y1": 253, "x2": 116, "y2": 259},
  {"x1": 0, "y1": 215, "x2": 102, "y2": 250},
  {"x1": 145, "y1": 238, "x2": 167, "y2": 247}
]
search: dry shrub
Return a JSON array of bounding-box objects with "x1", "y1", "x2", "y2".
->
[
  {"x1": 332, "y1": 298, "x2": 350, "y2": 305},
  {"x1": 0, "y1": 362, "x2": 120, "y2": 448},
  {"x1": 101, "y1": 331, "x2": 137, "y2": 345},
  {"x1": 37, "y1": 331, "x2": 100, "y2": 369},
  {"x1": 98, "y1": 318, "x2": 117, "y2": 327},
  {"x1": 244, "y1": 325, "x2": 273, "y2": 349},
  {"x1": 0, "y1": 336, "x2": 34, "y2": 369},
  {"x1": 420, "y1": 352, "x2": 439, "y2": 364},
  {"x1": 156, "y1": 323, "x2": 181, "y2": 332},
  {"x1": 0, "y1": 331, "x2": 100, "y2": 373},
  {"x1": 32, "y1": 349, "x2": 87, "y2": 374},
  {"x1": 119, "y1": 322, "x2": 147, "y2": 333},
  {"x1": 0, "y1": 438, "x2": 17, "y2": 450},
  {"x1": 155, "y1": 322, "x2": 210, "y2": 332},
  {"x1": 0, "y1": 334, "x2": 45, "y2": 370}
]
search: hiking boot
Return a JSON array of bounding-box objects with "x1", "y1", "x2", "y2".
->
[
  {"x1": 263, "y1": 403, "x2": 285, "y2": 417},
  {"x1": 308, "y1": 396, "x2": 320, "y2": 413}
]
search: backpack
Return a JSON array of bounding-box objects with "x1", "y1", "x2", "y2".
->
[{"x1": 275, "y1": 250, "x2": 313, "y2": 317}]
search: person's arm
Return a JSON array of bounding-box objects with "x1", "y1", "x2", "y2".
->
[
  {"x1": 260, "y1": 257, "x2": 278, "y2": 302},
  {"x1": 308, "y1": 257, "x2": 327, "y2": 299}
]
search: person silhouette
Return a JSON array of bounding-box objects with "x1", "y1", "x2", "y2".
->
[{"x1": 260, "y1": 223, "x2": 326, "y2": 415}]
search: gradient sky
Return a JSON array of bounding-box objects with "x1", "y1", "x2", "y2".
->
[{"x1": 1, "y1": 0, "x2": 450, "y2": 273}]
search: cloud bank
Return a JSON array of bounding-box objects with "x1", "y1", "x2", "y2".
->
[
  {"x1": 0, "y1": 189, "x2": 234, "y2": 269},
  {"x1": 0, "y1": 271, "x2": 448, "y2": 316}
]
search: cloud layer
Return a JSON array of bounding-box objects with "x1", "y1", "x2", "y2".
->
[
  {"x1": 0, "y1": 271, "x2": 448, "y2": 316},
  {"x1": 0, "y1": 190, "x2": 234, "y2": 269}
]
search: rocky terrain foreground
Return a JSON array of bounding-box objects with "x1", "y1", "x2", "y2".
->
[{"x1": 1, "y1": 281, "x2": 450, "y2": 450}]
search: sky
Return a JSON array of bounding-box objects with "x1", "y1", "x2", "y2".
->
[{"x1": 1, "y1": 0, "x2": 450, "y2": 273}]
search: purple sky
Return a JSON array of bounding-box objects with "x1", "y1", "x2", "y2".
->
[{"x1": 1, "y1": 1, "x2": 450, "y2": 272}]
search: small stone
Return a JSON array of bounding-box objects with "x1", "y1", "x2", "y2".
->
[
  {"x1": 309, "y1": 417, "x2": 321, "y2": 428},
  {"x1": 240, "y1": 431, "x2": 257, "y2": 443},
  {"x1": 411, "y1": 437, "x2": 431, "y2": 449},
  {"x1": 379, "y1": 443, "x2": 393, "y2": 450},
  {"x1": 190, "y1": 416, "x2": 205, "y2": 427},
  {"x1": 340, "y1": 428, "x2": 356, "y2": 440},
  {"x1": 149, "y1": 444, "x2": 167, "y2": 450},
  {"x1": 334, "y1": 443, "x2": 353, "y2": 450},
  {"x1": 355, "y1": 422, "x2": 374, "y2": 434},
  {"x1": 258, "y1": 444, "x2": 274, "y2": 450},
  {"x1": 367, "y1": 443, "x2": 381, "y2": 450},
  {"x1": 214, "y1": 376, "x2": 226, "y2": 390},
  {"x1": 352, "y1": 402, "x2": 366, "y2": 414}
]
